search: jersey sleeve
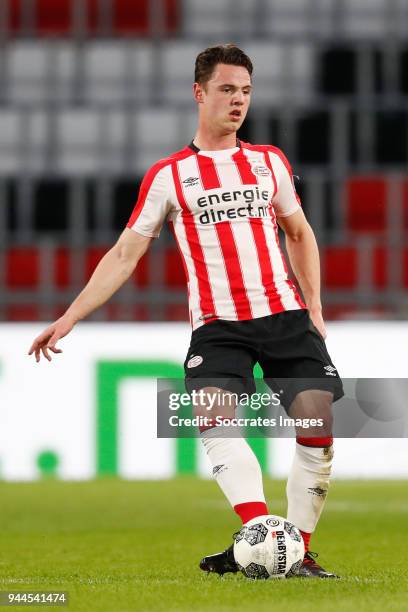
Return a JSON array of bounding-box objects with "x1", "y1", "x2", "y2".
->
[
  {"x1": 268, "y1": 148, "x2": 302, "y2": 218},
  {"x1": 126, "y1": 163, "x2": 171, "y2": 238}
]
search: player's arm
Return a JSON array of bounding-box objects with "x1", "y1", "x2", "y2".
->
[
  {"x1": 28, "y1": 229, "x2": 152, "y2": 362},
  {"x1": 270, "y1": 148, "x2": 326, "y2": 338},
  {"x1": 29, "y1": 161, "x2": 170, "y2": 362},
  {"x1": 278, "y1": 209, "x2": 326, "y2": 338}
]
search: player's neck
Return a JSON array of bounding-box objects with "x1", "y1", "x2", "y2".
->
[{"x1": 193, "y1": 129, "x2": 238, "y2": 151}]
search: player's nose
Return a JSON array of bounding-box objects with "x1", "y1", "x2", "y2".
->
[{"x1": 232, "y1": 91, "x2": 245, "y2": 105}]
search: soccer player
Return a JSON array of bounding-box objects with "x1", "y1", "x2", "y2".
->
[{"x1": 29, "y1": 44, "x2": 343, "y2": 578}]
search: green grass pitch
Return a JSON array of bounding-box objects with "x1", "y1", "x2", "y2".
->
[{"x1": 0, "y1": 478, "x2": 407, "y2": 611}]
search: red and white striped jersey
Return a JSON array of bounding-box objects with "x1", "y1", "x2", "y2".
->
[{"x1": 127, "y1": 140, "x2": 305, "y2": 330}]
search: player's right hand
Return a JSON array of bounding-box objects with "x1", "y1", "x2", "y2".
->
[{"x1": 28, "y1": 315, "x2": 75, "y2": 363}]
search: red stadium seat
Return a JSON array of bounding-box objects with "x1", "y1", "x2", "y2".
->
[
  {"x1": 104, "y1": 304, "x2": 151, "y2": 321},
  {"x1": 7, "y1": 0, "x2": 19, "y2": 33},
  {"x1": 323, "y1": 246, "x2": 358, "y2": 288},
  {"x1": 7, "y1": 305, "x2": 40, "y2": 321},
  {"x1": 373, "y1": 246, "x2": 387, "y2": 289},
  {"x1": 132, "y1": 305, "x2": 150, "y2": 321},
  {"x1": 54, "y1": 248, "x2": 70, "y2": 289},
  {"x1": 113, "y1": 0, "x2": 179, "y2": 36},
  {"x1": 165, "y1": 248, "x2": 187, "y2": 288},
  {"x1": 165, "y1": 304, "x2": 189, "y2": 321},
  {"x1": 403, "y1": 181, "x2": 408, "y2": 230},
  {"x1": 403, "y1": 248, "x2": 408, "y2": 288},
  {"x1": 85, "y1": 247, "x2": 109, "y2": 282},
  {"x1": 323, "y1": 305, "x2": 358, "y2": 320},
  {"x1": 8, "y1": 0, "x2": 73, "y2": 35},
  {"x1": 325, "y1": 245, "x2": 392, "y2": 290},
  {"x1": 6, "y1": 247, "x2": 40, "y2": 288},
  {"x1": 346, "y1": 177, "x2": 387, "y2": 232},
  {"x1": 6, "y1": 0, "x2": 179, "y2": 36},
  {"x1": 132, "y1": 252, "x2": 149, "y2": 288},
  {"x1": 35, "y1": 0, "x2": 72, "y2": 35}
]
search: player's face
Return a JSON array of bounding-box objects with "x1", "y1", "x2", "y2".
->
[{"x1": 194, "y1": 64, "x2": 252, "y2": 135}]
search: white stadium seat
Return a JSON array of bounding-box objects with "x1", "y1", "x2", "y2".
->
[
  {"x1": 132, "y1": 109, "x2": 196, "y2": 173},
  {"x1": 6, "y1": 42, "x2": 76, "y2": 104},
  {"x1": 183, "y1": 0, "x2": 260, "y2": 37},
  {"x1": 55, "y1": 109, "x2": 101, "y2": 175},
  {"x1": 160, "y1": 42, "x2": 203, "y2": 105},
  {"x1": 0, "y1": 110, "x2": 49, "y2": 175},
  {"x1": 0, "y1": 110, "x2": 22, "y2": 174},
  {"x1": 127, "y1": 43, "x2": 155, "y2": 103},
  {"x1": 263, "y1": 0, "x2": 313, "y2": 37},
  {"x1": 6, "y1": 43, "x2": 49, "y2": 103},
  {"x1": 25, "y1": 111, "x2": 49, "y2": 174},
  {"x1": 245, "y1": 42, "x2": 314, "y2": 105},
  {"x1": 289, "y1": 43, "x2": 315, "y2": 101},
  {"x1": 341, "y1": 0, "x2": 388, "y2": 39},
  {"x1": 395, "y1": 0, "x2": 408, "y2": 38},
  {"x1": 102, "y1": 110, "x2": 127, "y2": 174},
  {"x1": 51, "y1": 43, "x2": 76, "y2": 102},
  {"x1": 243, "y1": 43, "x2": 285, "y2": 105},
  {"x1": 83, "y1": 42, "x2": 127, "y2": 104},
  {"x1": 83, "y1": 42, "x2": 154, "y2": 105},
  {"x1": 183, "y1": 0, "x2": 235, "y2": 37},
  {"x1": 132, "y1": 108, "x2": 182, "y2": 172}
]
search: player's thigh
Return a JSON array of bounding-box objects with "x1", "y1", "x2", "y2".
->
[
  {"x1": 260, "y1": 311, "x2": 343, "y2": 415},
  {"x1": 184, "y1": 324, "x2": 256, "y2": 418}
]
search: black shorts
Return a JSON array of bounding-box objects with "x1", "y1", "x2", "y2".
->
[{"x1": 184, "y1": 310, "x2": 344, "y2": 411}]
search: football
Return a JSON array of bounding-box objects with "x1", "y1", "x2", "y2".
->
[{"x1": 233, "y1": 515, "x2": 305, "y2": 579}]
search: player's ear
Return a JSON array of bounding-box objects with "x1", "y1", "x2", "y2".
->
[{"x1": 193, "y1": 82, "x2": 204, "y2": 104}]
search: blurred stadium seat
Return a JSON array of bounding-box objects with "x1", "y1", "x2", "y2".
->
[
  {"x1": 6, "y1": 305, "x2": 40, "y2": 321},
  {"x1": 54, "y1": 247, "x2": 70, "y2": 289},
  {"x1": 56, "y1": 109, "x2": 101, "y2": 175},
  {"x1": 160, "y1": 41, "x2": 202, "y2": 104},
  {"x1": 83, "y1": 41, "x2": 153, "y2": 104},
  {"x1": 404, "y1": 248, "x2": 408, "y2": 288},
  {"x1": 6, "y1": 41, "x2": 76, "y2": 104},
  {"x1": 323, "y1": 246, "x2": 358, "y2": 289},
  {"x1": 263, "y1": 0, "x2": 318, "y2": 37},
  {"x1": 165, "y1": 248, "x2": 186, "y2": 288},
  {"x1": 0, "y1": 110, "x2": 22, "y2": 174},
  {"x1": 341, "y1": 0, "x2": 388, "y2": 39},
  {"x1": 5, "y1": 0, "x2": 179, "y2": 37},
  {"x1": 346, "y1": 177, "x2": 387, "y2": 233},
  {"x1": 6, "y1": 247, "x2": 40, "y2": 288}
]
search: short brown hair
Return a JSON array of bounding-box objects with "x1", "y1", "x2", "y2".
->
[{"x1": 194, "y1": 44, "x2": 253, "y2": 85}]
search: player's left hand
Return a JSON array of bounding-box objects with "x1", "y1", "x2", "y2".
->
[{"x1": 309, "y1": 308, "x2": 327, "y2": 340}]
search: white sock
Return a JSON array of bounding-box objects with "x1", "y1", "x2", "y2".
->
[
  {"x1": 201, "y1": 425, "x2": 266, "y2": 509},
  {"x1": 286, "y1": 442, "x2": 334, "y2": 533}
]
